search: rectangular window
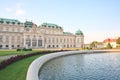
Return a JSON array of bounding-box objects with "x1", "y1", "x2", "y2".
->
[
  {"x1": 32, "y1": 39, "x2": 37, "y2": 46},
  {"x1": 52, "y1": 38, "x2": 54, "y2": 43},
  {"x1": 12, "y1": 28, "x2": 14, "y2": 32},
  {"x1": 0, "y1": 35, "x2": 3, "y2": 42},
  {"x1": 56, "y1": 38, "x2": 58, "y2": 43},
  {"x1": 6, "y1": 27, "x2": 9, "y2": 31},
  {"x1": 17, "y1": 28, "x2": 20, "y2": 32},
  {"x1": 64, "y1": 39, "x2": 65, "y2": 43},
  {"x1": 38, "y1": 40, "x2": 42, "y2": 47},
  {"x1": 11, "y1": 36, "x2": 15, "y2": 43},
  {"x1": 44, "y1": 38, "x2": 46, "y2": 43},
  {"x1": 0, "y1": 27, "x2": 3, "y2": 31},
  {"x1": 49, "y1": 38, "x2": 51, "y2": 43},
  {"x1": 17, "y1": 36, "x2": 20, "y2": 43},
  {"x1": 6, "y1": 36, "x2": 9, "y2": 42},
  {"x1": 60, "y1": 38, "x2": 62, "y2": 43}
]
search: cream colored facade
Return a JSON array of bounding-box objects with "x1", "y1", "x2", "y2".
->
[{"x1": 0, "y1": 18, "x2": 84, "y2": 49}]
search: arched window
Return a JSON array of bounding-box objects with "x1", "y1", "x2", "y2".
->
[
  {"x1": 26, "y1": 38, "x2": 31, "y2": 46},
  {"x1": 56, "y1": 45, "x2": 59, "y2": 47},
  {"x1": 12, "y1": 45, "x2": 14, "y2": 48},
  {"x1": 52, "y1": 45, "x2": 55, "y2": 48},
  {"x1": 0, "y1": 45, "x2": 2, "y2": 48},
  {"x1": 17, "y1": 45, "x2": 20, "y2": 47},
  {"x1": 67, "y1": 45, "x2": 69, "y2": 48},
  {"x1": 48, "y1": 45, "x2": 51, "y2": 48},
  {"x1": 6, "y1": 45, "x2": 9, "y2": 48},
  {"x1": 38, "y1": 39, "x2": 42, "y2": 47},
  {"x1": 32, "y1": 38, "x2": 37, "y2": 46}
]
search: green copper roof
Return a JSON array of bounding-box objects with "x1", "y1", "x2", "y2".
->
[
  {"x1": 0, "y1": 18, "x2": 20, "y2": 23},
  {"x1": 41, "y1": 23, "x2": 62, "y2": 29},
  {"x1": 75, "y1": 30, "x2": 84, "y2": 36},
  {"x1": 24, "y1": 21, "x2": 33, "y2": 27},
  {"x1": 64, "y1": 32, "x2": 73, "y2": 35}
]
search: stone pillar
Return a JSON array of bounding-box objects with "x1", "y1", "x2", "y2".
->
[
  {"x1": 2, "y1": 36, "x2": 5, "y2": 49},
  {"x1": 36, "y1": 37, "x2": 38, "y2": 48},
  {"x1": 23, "y1": 33, "x2": 26, "y2": 48},
  {"x1": 8, "y1": 36, "x2": 12, "y2": 49},
  {"x1": 31, "y1": 38, "x2": 32, "y2": 48},
  {"x1": 44, "y1": 36, "x2": 47, "y2": 48}
]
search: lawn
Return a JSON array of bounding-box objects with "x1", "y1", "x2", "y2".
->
[
  {"x1": 0, "y1": 50, "x2": 41, "y2": 56},
  {"x1": 0, "y1": 54, "x2": 44, "y2": 80}
]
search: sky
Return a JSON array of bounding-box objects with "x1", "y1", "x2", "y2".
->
[{"x1": 0, "y1": 0, "x2": 120, "y2": 44}]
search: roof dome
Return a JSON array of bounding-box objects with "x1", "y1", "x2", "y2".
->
[{"x1": 75, "y1": 30, "x2": 84, "y2": 36}]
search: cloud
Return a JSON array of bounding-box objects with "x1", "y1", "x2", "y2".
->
[
  {"x1": 5, "y1": 8, "x2": 12, "y2": 12},
  {"x1": 15, "y1": 9, "x2": 25, "y2": 16},
  {"x1": 5, "y1": 2, "x2": 26, "y2": 16}
]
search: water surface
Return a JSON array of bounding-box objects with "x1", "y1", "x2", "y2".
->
[{"x1": 39, "y1": 52, "x2": 120, "y2": 80}]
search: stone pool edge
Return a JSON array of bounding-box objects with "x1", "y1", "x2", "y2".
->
[{"x1": 26, "y1": 50, "x2": 113, "y2": 80}]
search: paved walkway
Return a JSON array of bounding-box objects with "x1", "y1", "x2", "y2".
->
[{"x1": 0, "y1": 55, "x2": 17, "y2": 62}]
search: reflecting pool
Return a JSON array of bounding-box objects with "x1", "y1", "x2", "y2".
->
[{"x1": 39, "y1": 53, "x2": 120, "y2": 80}]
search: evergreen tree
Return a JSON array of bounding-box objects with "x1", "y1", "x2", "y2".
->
[{"x1": 107, "y1": 43, "x2": 112, "y2": 49}]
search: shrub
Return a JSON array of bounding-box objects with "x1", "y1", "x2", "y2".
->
[
  {"x1": 17, "y1": 48, "x2": 21, "y2": 51},
  {"x1": 28, "y1": 48, "x2": 32, "y2": 51},
  {"x1": 22, "y1": 48, "x2": 27, "y2": 51},
  {"x1": 17, "y1": 48, "x2": 32, "y2": 51}
]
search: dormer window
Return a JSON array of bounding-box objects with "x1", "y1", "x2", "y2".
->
[
  {"x1": 44, "y1": 25, "x2": 46, "y2": 27},
  {"x1": 12, "y1": 22, "x2": 15, "y2": 25},
  {"x1": 26, "y1": 28, "x2": 29, "y2": 31},
  {"x1": 0, "y1": 21, "x2": 3, "y2": 24},
  {"x1": 59, "y1": 27, "x2": 62, "y2": 29},
  {"x1": 18, "y1": 22, "x2": 20, "y2": 25},
  {"x1": 52, "y1": 26, "x2": 54, "y2": 28},
  {"x1": 6, "y1": 22, "x2": 10, "y2": 24}
]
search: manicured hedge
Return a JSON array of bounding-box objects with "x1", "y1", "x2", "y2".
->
[
  {"x1": 0, "y1": 50, "x2": 64, "y2": 70},
  {"x1": 17, "y1": 48, "x2": 32, "y2": 51}
]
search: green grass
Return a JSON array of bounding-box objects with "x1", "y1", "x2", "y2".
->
[
  {"x1": 0, "y1": 50, "x2": 41, "y2": 56},
  {"x1": 0, "y1": 54, "x2": 44, "y2": 80}
]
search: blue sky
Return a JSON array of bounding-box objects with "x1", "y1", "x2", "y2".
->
[{"x1": 1, "y1": 0, "x2": 120, "y2": 44}]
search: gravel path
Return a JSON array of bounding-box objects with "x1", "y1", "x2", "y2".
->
[{"x1": 0, "y1": 55, "x2": 17, "y2": 62}]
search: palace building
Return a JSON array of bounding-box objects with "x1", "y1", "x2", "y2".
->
[{"x1": 0, "y1": 18, "x2": 84, "y2": 49}]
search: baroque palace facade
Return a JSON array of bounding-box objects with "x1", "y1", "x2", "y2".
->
[{"x1": 0, "y1": 18, "x2": 84, "y2": 49}]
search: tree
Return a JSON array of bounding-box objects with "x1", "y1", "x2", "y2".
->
[
  {"x1": 90, "y1": 41, "x2": 97, "y2": 48},
  {"x1": 116, "y1": 37, "x2": 120, "y2": 44},
  {"x1": 107, "y1": 43, "x2": 112, "y2": 49}
]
